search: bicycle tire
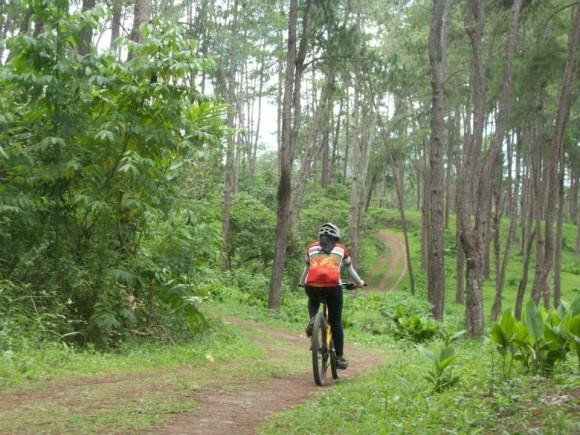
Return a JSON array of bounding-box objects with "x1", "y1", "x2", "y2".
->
[
  {"x1": 311, "y1": 313, "x2": 327, "y2": 386},
  {"x1": 330, "y1": 339, "x2": 340, "y2": 380}
]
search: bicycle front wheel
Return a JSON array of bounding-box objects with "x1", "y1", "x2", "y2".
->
[
  {"x1": 311, "y1": 313, "x2": 328, "y2": 386},
  {"x1": 330, "y1": 339, "x2": 340, "y2": 380}
]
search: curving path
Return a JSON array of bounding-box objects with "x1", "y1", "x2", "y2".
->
[
  {"x1": 155, "y1": 318, "x2": 386, "y2": 434},
  {"x1": 0, "y1": 317, "x2": 387, "y2": 434},
  {"x1": 369, "y1": 229, "x2": 407, "y2": 293},
  {"x1": 0, "y1": 231, "x2": 405, "y2": 434}
]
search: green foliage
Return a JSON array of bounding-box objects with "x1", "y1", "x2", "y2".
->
[
  {"x1": 384, "y1": 305, "x2": 440, "y2": 343},
  {"x1": 228, "y1": 193, "x2": 276, "y2": 267},
  {"x1": 0, "y1": 5, "x2": 225, "y2": 347},
  {"x1": 421, "y1": 341, "x2": 460, "y2": 393},
  {"x1": 491, "y1": 298, "x2": 580, "y2": 376}
]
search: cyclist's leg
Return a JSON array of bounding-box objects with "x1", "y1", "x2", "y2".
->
[
  {"x1": 326, "y1": 286, "x2": 344, "y2": 357},
  {"x1": 304, "y1": 286, "x2": 321, "y2": 318},
  {"x1": 304, "y1": 286, "x2": 321, "y2": 336}
]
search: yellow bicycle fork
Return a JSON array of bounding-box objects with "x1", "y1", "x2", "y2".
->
[{"x1": 324, "y1": 304, "x2": 333, "y2": 352}]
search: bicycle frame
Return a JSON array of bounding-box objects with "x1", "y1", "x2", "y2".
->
[{"x1": 323, "y1": 303, "x2": 333, "y2": 353}]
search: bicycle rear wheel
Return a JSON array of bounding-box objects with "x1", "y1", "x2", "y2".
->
[{"x1": 311, "y1": 313, "x2": 328, "y2": 386}]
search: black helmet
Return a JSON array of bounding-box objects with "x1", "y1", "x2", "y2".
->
[{"x1": 319, "y1": 222, "x2": 341, "y2": 239}]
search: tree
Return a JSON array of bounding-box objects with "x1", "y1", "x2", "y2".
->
[
  {"x1": 222, "y1": 0, "x2": 240, "y2": 271},
  {"x1": 460, "y1": 0, "x2": 523, "y2": 337},
  {"x1": 427, "y1": 0, "x2": 448, "y2": 321},
  {"x1": 268, "y1": 0, "x2": 306, "y2": 309}
]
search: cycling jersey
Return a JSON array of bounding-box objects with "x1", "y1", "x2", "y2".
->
[{"x1": 305, "y1": 241, "x2": 349, "y2": 287}]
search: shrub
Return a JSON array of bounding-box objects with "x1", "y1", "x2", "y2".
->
[
  {"x1": 491, "y1": 297, "x2": 580, "y2": 376},
  {"x1": 384, "y1": 305, "x2": 440, "y2": 342}
]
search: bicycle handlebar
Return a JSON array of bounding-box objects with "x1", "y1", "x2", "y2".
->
[
  {"x1": 299, "y1": 282, "x2": 367, "y2": 290},
  {"x1": 341, "y1": 282, "x2": 366, "y2": 290}
]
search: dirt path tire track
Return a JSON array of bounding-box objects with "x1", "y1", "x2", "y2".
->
[
  {"x1": 155, "y1": 318, "x2": 386, "y2": 434},
  {"x1": 370, "y1": 230, "x2": 407, "y2": 293}
]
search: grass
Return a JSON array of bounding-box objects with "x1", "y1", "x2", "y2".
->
[
  {"x1": 260, "y1": 340, "x2": 579, "y2": 434},
  {"x1": 0, "y1": 313, "x2": 308, "y2": 434},
  {"x1": 1, "y1": 208, "x2": 578, "y2": 433},
  {"x1": 0, "y1": 319, "x2": 262, "y2": 392},
  {"x1": 257, "y1": 208, "x2": 580, "y2": 434}
]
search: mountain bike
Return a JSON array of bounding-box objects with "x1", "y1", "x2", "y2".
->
[{"x1": 311, "y1": 282, "x2": 357, "y2": 386}]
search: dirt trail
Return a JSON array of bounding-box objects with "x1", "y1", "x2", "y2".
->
[
  {"x1": 1, "y1": 232, "x2": 402, "y2": 434},
  {"x1": 0, "y1": 317, "x2": 386, "y2": 435},
  {"x1": 156, "y1": 318, "x2": 385, "y2": 434},
  {"x1": 370, "y1": 230, "x2": 407, "y2": 292}
]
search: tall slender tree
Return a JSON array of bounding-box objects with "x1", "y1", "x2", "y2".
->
[{"x1": 427, "y1": 0, "x2": 448, "y2": 321}]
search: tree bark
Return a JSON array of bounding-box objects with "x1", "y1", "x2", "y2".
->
[
  {"x1": 129, "y1": 0, "x2": 151, "y2": 45},
  {"x1": 320, "y1": 88, "x2": 334, "y2": 188},
  {"x1": 110, "y1": 0, "x2": 122, "y2": 52},
  {"x1": 342, "y1": 91, "x2": 350, "y2": 184},
  {"x1": 249, "y1": 42, "x2": 266, "y2": 187},
  {"x1": 491, "y1": 132, "x2": 519, "y2": 321},
  {"x1": 461, "y1": 0, "x2": 522, "y2": 337},
  {"x1": 77, "y1": 0, "x2": 96, "y2": 55},
  {"x1": 291, "y1": 71, "x2": 335, "y2": 224},
  {"x1": 222, "y1": 0, "x2": 240, "y2": 272},
  {"x1": 268, "y1": 0, "x2": 311, "y2": 309},
  {"x1": 421, "y1": 139, "x2": 430, "y2": 270},
  {"x1": 427, "y1": 0, "x2": 448, "y2": 321},
  {"x1": 553, "y1": 170, "x2": 564, "y2": 308},
  {"x1": 393, "y1": 162, "x2": 416, "y2": 295},
  {"x1": 570, "y1": 168, "x2": 578, "y2": 224}
]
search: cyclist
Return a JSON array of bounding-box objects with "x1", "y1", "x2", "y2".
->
[{"x1": 299, "y1": 222, "x2": 365, "y2": 370}]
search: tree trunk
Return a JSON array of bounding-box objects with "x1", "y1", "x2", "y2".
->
[
  {"x1": 455, "y1": 108, "x2": 466, "y2": 305},
  {"x1": 553, "y1": 170, "x2": 564, "y2": 308},
  {"x1": 570, "y1": 168, "x2": 578, "y2": 224},
  {"x1": 110, "y1": 0, "x2": 122, "y2": 52},
  {"x1": 515, "y1": 229, "x2": 536, "y2": 320},
  {"x1": 291, "y1": 71, "x2": 335, "y2": 224},
  {"x1": 427, "y1": 0, "x2": 448, "y2": 321},
  {"x1": 394, "y1": 162, "x2": 416, "y2": 295},
  {"x1": 129, "y1": 0, "x2": 151, "y2": 45},
  {"x1": 321, "y1": 98, "x2": 332, "y2": 187},
  {"x1": 249, "y1": 43, "x2": 266, "y2": 187},
  {"x1": 343, "y1": 89, "x2": 350, "y2": 184},
  {"x1": 268, "y1": 0, "x2": 311, "y2": 309},
  {"x1": 421, "y1": 140, "x2": 430, "y2": 270},
  {"x1": 577, "y1": 201, "x2": 580, "y2": 255},
  {"x1": 222, "y1": 0, "x2": 240, "y2": 272},
  {"x1": 349, "y1": 106, "x2": 376, "y2": 265},
  {"x1": 77, "y1": 0, "x2": 96, "y2": 55},
  {"x1": 444, "y1": 112, "x2": 457, "y2": 229},
  {"x1": 331, "y1": 99, "x2": 343, "y2": 183},
  {"x1": 531, "y1": 153, "x2": 546, "y2": 304},
  {"x1": 462, "y1": 0, "x2": 522, "y2": 337},
  {"x1": 491, "y1": 132, "x2": 519, "y2": 321}
]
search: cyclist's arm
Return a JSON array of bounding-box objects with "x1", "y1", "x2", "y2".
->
[{"x1": 343, "y1": 257, "x2": 364, "y2": 287}]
